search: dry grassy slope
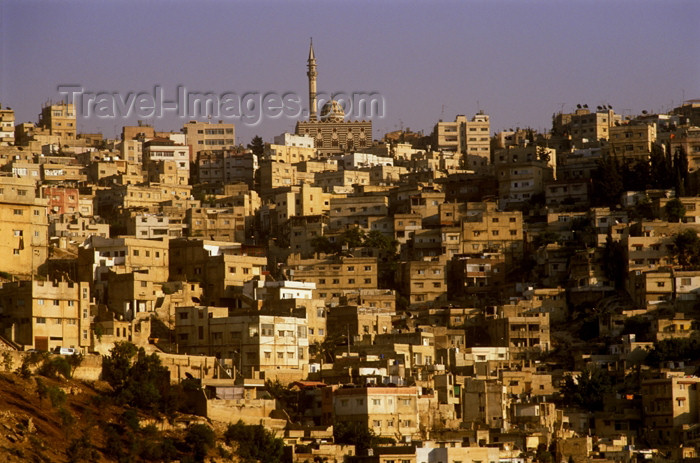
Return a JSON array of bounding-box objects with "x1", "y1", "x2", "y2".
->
[
  {"x1": 0, "y1": 372, "x2": 118, "y2": 462},
  {"x1": 0, "y1": 371, "x2": 236, "y2": 463}
]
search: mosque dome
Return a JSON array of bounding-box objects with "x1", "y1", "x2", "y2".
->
[{"x1": 320, "y1": 100, "x2": 345, "y2": 122}]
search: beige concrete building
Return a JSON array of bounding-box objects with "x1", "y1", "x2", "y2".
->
[
  {"x1": 264, "y1": 143, "x2": 317, "y2": 164},
  {"x1": 331, "y1": 386, "x2": 420, "y2": 439},
  {"x1": 168, "y1": 238, "x2": 267, "y2": 306},
  {"x1": 181, "y1": 120, "x2": 235, "y2": 162},
  {"x1": 0, "y1": 105, "x2": 15, "y2": 146},
  {"x1": 0, "y1": 175, "x2": 49, "y2": 276},
  {"x1": 314, "y1": 169, "x2": 370, "y2": 193},
  {"x1": 609, "y1": 122, "x2": 657, "y2": 161},
  {"x1": 398, "y1": 256, "x2": 448, "y2": 306},
  {"x1": 142, "y1": 138, "x2": 190, "y2": 184},
  {"x1": 284, "y1": 254, "x2": 378, "y2": 303},
  {"x1": 77, "y1": 236, "x2": 170, "y2": 305},
  {"x1": 568, "y1": 107, "x2": 621, "y2": 147},
  {"x1": 641, "y1": 374, "x2": 700, "y2": 446},
  {"x1": 175, "y1": 306, "x2": 309, "y2": 380},
  {"x1": 38, "y1": 102, "x2": 76, "y2": 140},
  {"x1": 432, "y1": 113, "x2": 491, "y2": 170},
  {"x1": 462, "y1": 378, "x2": 509, "y2": 430},
  {"x1": 329, "y1": 194, "x2": 388, "y2": 231},
  {"x1": 460, "y1": 203, "x2": 524, "y2": 265},
  {"x1": 485, "y1": 309, "x2": 550, "y2": 353},
  {"x1": 186, "y1": 206, "x2": 249, "y2": 242},
  {"x1": 0, "y1": 279, "x2": 91, "y2": 352}
]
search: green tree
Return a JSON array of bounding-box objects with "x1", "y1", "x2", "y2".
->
[
  {"x1": 591, "y1": 156, "x2": 623, "y2": 207},
  {"x1": 561, "y1": 366, "x2": 614, "y2": 412},
  {"x1": 646, "y1": 338, "x2": 700, "y2": 367},
  {"x1": 673, "y1": 146, "x2": 689, "y2": 196},
  {"x1": 602, "y1": 233, "x2": 627, "y2": 289},
  {"x1": 533, "y1": 231, "x2": 559, "y2": 249},
  {"x1": 185, "y1": 424, "x2": 215, "y2": 462},
  {"x1": 672, "y1": 229, "x2": 700, "y2": 269},
  {"x1": 224, "y1": 420, "x2": 285, "y2": 463},
  {"x1": 310, "y1": 235, "x2": 339, "y2": 254},
  {"x1": 649, "y1": 143, "x2": 673, "y2": 189},
  {"x1": 247, "y1": 135, "x2": 264, "y2": 157},
  {"x1": 101, "y1": 342, "x2": 172, "y2": 414},
  {"x1": 665, "y1": 198, "x2": 686, "y2": 223},
  {"x1": 101, "y1": 341, "x2": 139, "y2": 392},
  {"x1": 333, "y1": 421, "x2": 394, "y2": 456}
]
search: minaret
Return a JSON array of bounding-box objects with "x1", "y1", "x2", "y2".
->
[{"x1": 307, "y1": 38, "x2": 317, "y2": 122}]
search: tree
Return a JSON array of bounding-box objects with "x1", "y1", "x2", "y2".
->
[
  {"x1": 602, "y1": 233, "x2": 627, "y2": 289},
  {"x1": 673, "y1": 146, "x2": 689, "y2": 196},
  {"x1": 224, "y1": 420, "x2": 285, "y2": 463},
  {"x1": 649, "y1": 143, "x2": 673, "y2": 189},
  {"x1": 333, "y1": 421, "x2": 378, "y2": 456},
  {"x1": 101, "y1": 342, "x2": 172, "y2": 414},
  {"x1": 247, "y1": 135, "x2": 264, "y2": 157},
  {"x1": 185, "y1": 424, "x2": 215, "y2": 462},
  {"x1": 561, "y1": 366, "x2": 614, "y2": 412},
  {"x1": 591, "y1": 156, "x2": 623, "y2": 207},
  {"x1": 665, "y1": 197, "x2": 686, "y2": 223},
  {"x1": 672, "y1": 229, "x2": 700, "y2": 269},
  {"x1": 101, "y1": 341, "x2": 138, "y2": 392},
  {"x1": 533, "y1": 231, "x2": 559, "y2": 249}
]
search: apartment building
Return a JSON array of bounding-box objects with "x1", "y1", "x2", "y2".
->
[
  {"x1": 38, "y1": 103, "x2": 76, "y2": 140},
  {"x1": 77, "y1": 236, "x2": 170, "y2": 305},
  {"x1": 186, "y1": 206, "x2": 248, "y2": 242},
  {"x1": 125, "y1": 212, "x2": 183, "y2": 239},
  {"x1": 0, "y1": 175, "x2": 49, "y2": 275},
  {"x1": 609, "y1": 122, "x2": 657, "y2": 161},
  {"x1": 169, "y1": 238, "x2": 267, "y2": 306},
  {"x1": 142, "y1": 138, "x2": 190, "y2": 184},
  {"x1": 0, "y1": 105, "x2": 15, "y2": 145},
  {"x1": 330, "y1": 386, "x2": 420, "y2": 439},
  {"x1": 398, "y1": 256, "x2": 448, "y2": 306},
  {"x1": 0, "y1": 279, "x2": 91, "y2": 352},
  {"x1": 432, "y1": 113, "x2": 491, "y2": 170},
  {"x1": 448, "y1": 252, "x2": 506, "y2": 299},
  {"x1": 495, "y1": 146, "x2": 556, "y2": 209},
  {"x1": 462, "y1": 378, "x2": 509, "y2": 430},
  {"x1": 314, "y1": 170, "x2": 370, "y2": 193},
  {"x1": 326, "y1": 305, "x2": 394, "y2": 339},
  {"x1": 50, "y1": 214, "x2": 110, "y2": 242},
  {"x1": 329, "y1": 194, "x2": 388, "y2": 231},
  {"x1": 175, "y1": 306, "x2": 309, "y2": 380},
  {"x1": 485, "y1": 310, "x2": 550, "y2": 353},
  {"x1": 264, "y1": 143, "x2": 316, "y2": 164},
  {"x1": 641, "y1": 375, "x2": 700, "y2": 446},
  {"x1": 286, "y1": 215, "x2": 328, "y2": 257},
  {"x1": 182, "y1": 120, "x2": 236, "y2": 162},
  {"x1": 194, "y1": 149, "x2": 257, "y2": 188},
  {"x1": 568, "y1": 107, "x2": 621, "y2": 147},
  {"x1": 460, "y1": 203, "x2": 523, "y2": 265},
  {"x1": 284, "y1": 254, "x2": 378, "y2": 303}
]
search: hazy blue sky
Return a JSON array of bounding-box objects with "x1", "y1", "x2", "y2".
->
[{"x1": 2, "y1": 0, "x2": 699, "y2": 144}]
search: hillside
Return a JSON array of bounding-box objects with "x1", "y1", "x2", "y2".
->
[{"x1": 0, "y1": 368, "x2": 234, "y2": 463}]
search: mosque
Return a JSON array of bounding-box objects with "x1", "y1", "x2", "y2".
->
[{"x1": 295, "y1": 40, "x2": 373, "y2": 157}]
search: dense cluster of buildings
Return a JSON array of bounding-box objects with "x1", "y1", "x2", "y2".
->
[{"x1": 1, "y1": 42, "x2": 700, "y2": 462}]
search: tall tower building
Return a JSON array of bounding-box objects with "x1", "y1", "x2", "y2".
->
[
  {"x1": 296, "y1": 40, "x2": 372, "y2": 157},
  {"x1": 307, "y1": 39, "x2": 318, "y2": 122}
]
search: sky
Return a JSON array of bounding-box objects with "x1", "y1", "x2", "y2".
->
[{"x1": 2, "y1": 0, "x2": 699, "y2": 144}]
